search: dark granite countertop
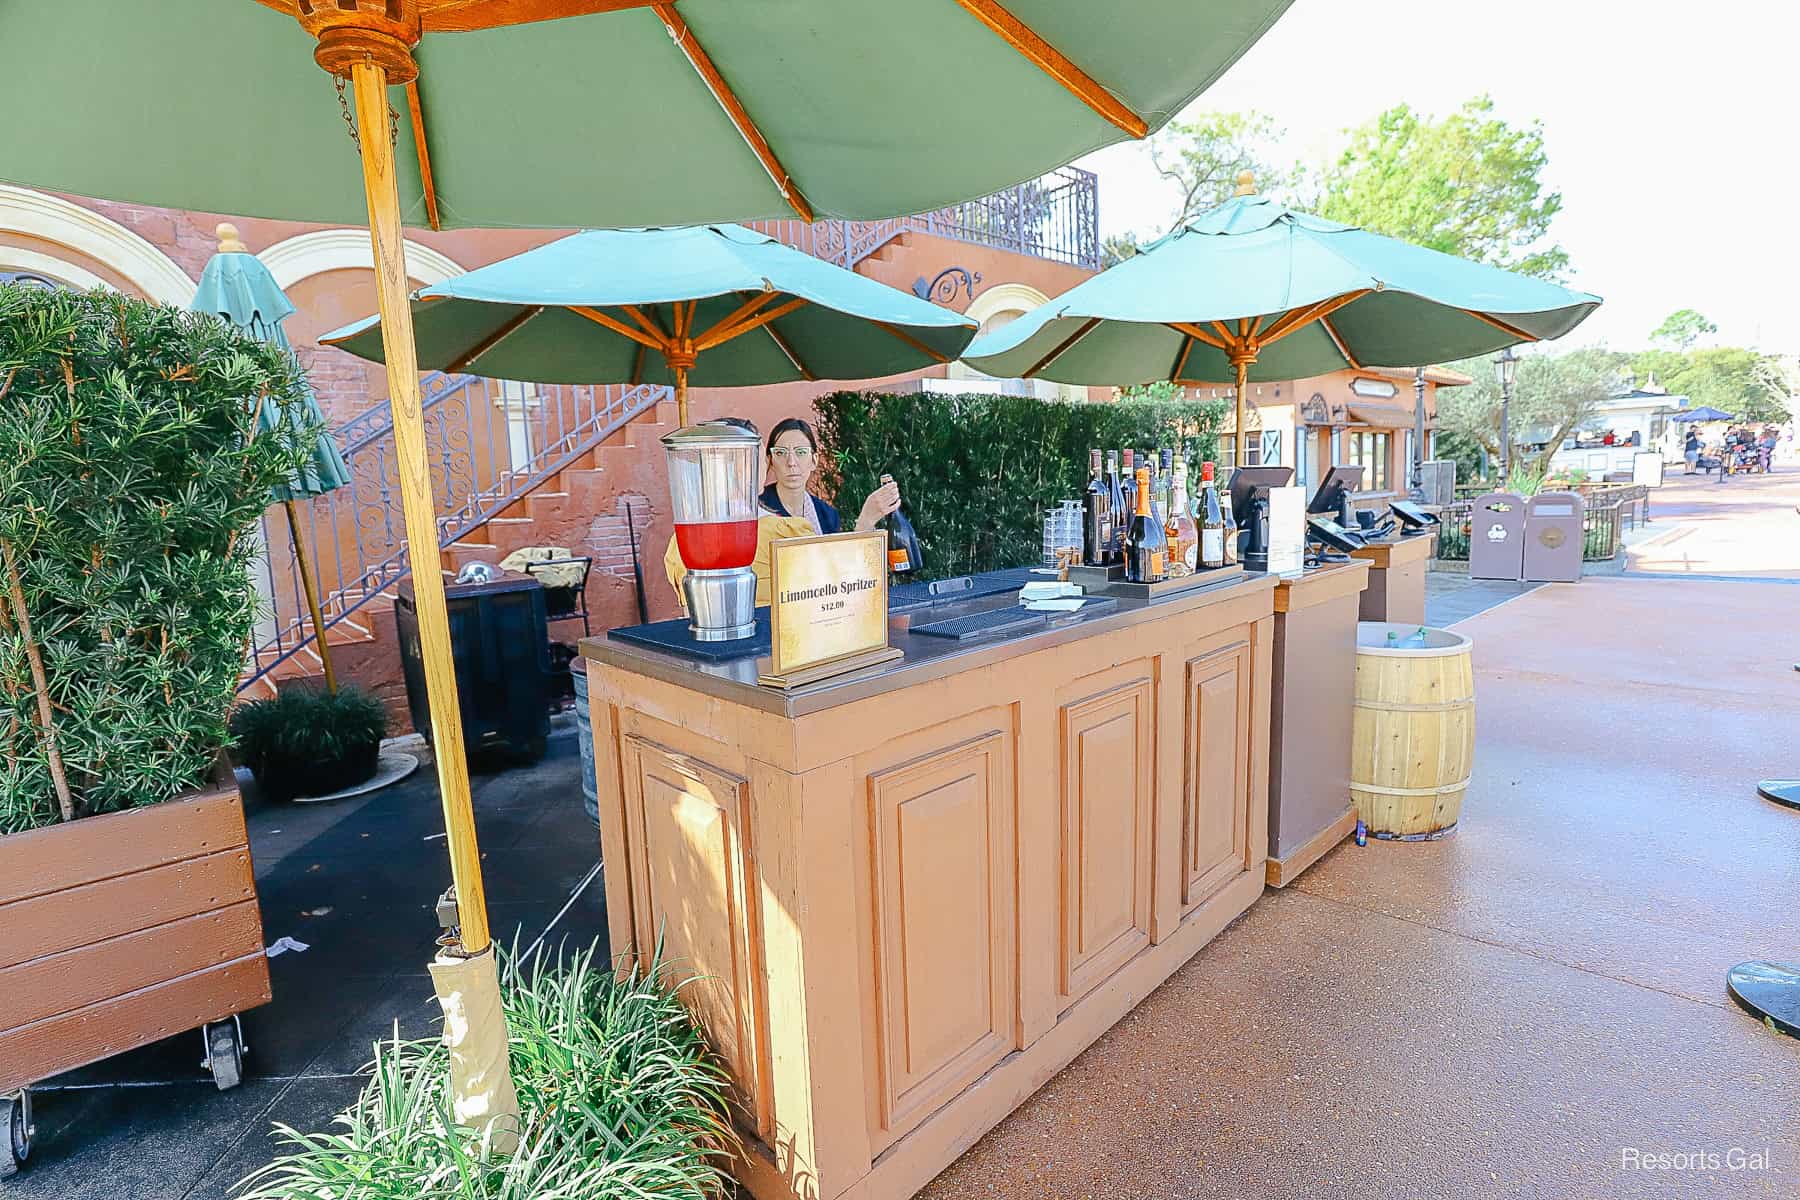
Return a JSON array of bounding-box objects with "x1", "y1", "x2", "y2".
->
[{"x1": 580, "y1": 566, "x2": 1275, "y2": 718}]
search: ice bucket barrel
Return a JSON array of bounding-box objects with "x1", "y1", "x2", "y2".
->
[{"x1": 1351, "y1": 622, "x2": 1475, "y2": 839}]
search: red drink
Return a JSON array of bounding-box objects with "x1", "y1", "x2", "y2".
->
[{"x1": 674, "y1": 519, "x2": 758, "y2": 571}]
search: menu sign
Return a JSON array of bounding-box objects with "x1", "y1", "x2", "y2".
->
[
  {"x1": 1266, "y1": 485, "x2": 1306, "y2": 576},
  {"x1": 766, "y1": 531, "x2": 893, "y2": 681}
]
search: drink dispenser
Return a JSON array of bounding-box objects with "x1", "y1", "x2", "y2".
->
[{"x1": 662, "y1": 422, "x2": 762, "y2": 641}]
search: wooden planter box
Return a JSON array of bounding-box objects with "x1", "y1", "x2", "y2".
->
[{"x1": 0, "y1": 784, "x2": 271, "y2": 1094}]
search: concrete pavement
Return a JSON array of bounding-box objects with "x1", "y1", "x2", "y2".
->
[{"x1": 1628, "y1": 465, "x2": 1800, "y2": 579}]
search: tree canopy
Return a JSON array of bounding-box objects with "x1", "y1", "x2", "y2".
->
[
  {"x1": 1315, "y1": 96, "x2": 1568, "y2": 280},
  {"x1": 1649, "y1": 308, "x2": 1717, "y2": 351},
  {"x1": 1145, "y1": 111, "x2": 1298, "y2": 228},
  {"x1": 1436, "y1": 348, "x2": 1624, "y2": 475},
  {"x1": 1632, "y1": 346, "x2": 1792, "y2": 423}
]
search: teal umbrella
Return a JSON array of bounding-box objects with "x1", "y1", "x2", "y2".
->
[
  {"x1": 321, "y1": 224, "x2": 979, "y2": 425},
  {"x1": 193, "y1": 224, "x2": 352, "y2": 691},
  {"x1": 964, "y1": 175, "x2": 1603, "y2": 463}
]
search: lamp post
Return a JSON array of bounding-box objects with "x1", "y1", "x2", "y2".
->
[
  {"x1": 1409, "y1": 366, "x2": 1428, "y2": 501},
  {"x1": 1494, "y1": 346, "x2": 1519, "y2": 486}
]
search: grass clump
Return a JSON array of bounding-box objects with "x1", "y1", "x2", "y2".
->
[{"x1": 236, "y1": 941, "x2": 740, "y2": 1200}]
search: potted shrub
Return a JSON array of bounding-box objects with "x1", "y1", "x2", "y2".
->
[
  {"x1": 0, "y1": 283, "x2": 315, "y2": 1165},
  {"x1": 231, "y1": 684, "x2": 388, "y2": 802}
]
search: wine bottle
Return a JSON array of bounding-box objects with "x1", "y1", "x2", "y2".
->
[
  {"x1": 1198, "y1": 461, "x2": 1226, "y2": 569},
  {"x1": 879, "y1": 473, "x2": 923, "y2": 578},
  {"x1": 1126, "y1": 468, "x2": 1168, "y2": 583},
  {"x1": 1116, "y1": 449, "x2": 1135, "y2": 563},
  {"x1": 1167, "y1": 459, "x2": 1198, "y2": 574},
  {"x1": 1082, "y1": 449, "x2": 1110, "y2": 567},
  {"x1": 1221, "y1": 488, "x2": 1240, "y2": 566}
]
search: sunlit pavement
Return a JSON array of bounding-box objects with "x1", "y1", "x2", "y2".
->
[{"x1": 1628, "y1": 463, "x2": 1800, "y2": 580}]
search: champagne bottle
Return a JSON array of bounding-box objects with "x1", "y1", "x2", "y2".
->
[
  {"x1": 1116, "y1": 449, "x2": 1135, "y2": 564},
  {"x1": 1198, "y1": 461, "x2": 1226, "y2": 569},
  {"x1": 1221, "y1": 488, "x2": 1240, "y2": 566},
  {"x1": 1126, "y1": 467, "x2": 1168, "y2": 583},
  {"x1": 879, "y1": 473, "x2": 923, "y2": 577},
  {"x1": 1082, "y1": 449, "x2": 1110, "y2": 567},
  {"x1": 1167, "y1": 459, "x2": 1198, "y2": 574}
]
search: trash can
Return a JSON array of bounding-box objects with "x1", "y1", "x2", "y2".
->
[
  {"x1": 1468, "y1": 492, "x2": 1526, "y2": 581},
  {"x1": 571, "y1": 658, "x2": 598, "y2": 827},
  {"x1": 395, "y1": 571, "x2": 550, "y2": 762},
  {"x1": 1523, "y1": 491, "x2": 1585, "y2": 583}
]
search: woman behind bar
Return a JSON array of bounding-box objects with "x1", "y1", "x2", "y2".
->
[{"x1": 759, "y1": 417, "x2": 900, "y2": 534}]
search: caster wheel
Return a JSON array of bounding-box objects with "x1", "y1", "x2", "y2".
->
[
  {"x1": 2, "y1": 1090, "x2": 31, "y2": 1178},
  {"x1": 204, "y1": 1018, "x2": 246, "y2": 1091}
]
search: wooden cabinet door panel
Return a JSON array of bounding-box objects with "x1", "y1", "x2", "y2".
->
[
  {"x1": 621, "y1": 736, "x2": 771, "y2": 1139},
  {"x1": 1058, "y1": 673, "x2": 1154, "y2": 1008},
  {"x1": 865, "y1": 729, "x2": 1015, "y2": 1146},
  {"x1": 1183, "y1": 641, "x2": 1253, "y2": 910}
]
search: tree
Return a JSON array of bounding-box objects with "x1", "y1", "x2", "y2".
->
[
  {"x1": 1099, "y1": 233, "x2": 1141, "y2": 268},
  {"x1": 1650, "y1": 309, "x2": 1717, "y2": 351},
  {"x1": 1633, "y1": 346, "x2": 1791, "y2": 423},
  {"x1": 1316, "y1": 96, "x2": 1568, "y2": 279},
  {"x1": 1437, "y1": 348, "x2": 1624, "y2": 476},
  {"x1": 1146, "y1": 111, "x2": 1298, "y2": 229}
]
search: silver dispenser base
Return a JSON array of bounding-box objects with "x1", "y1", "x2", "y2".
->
[{"x1": 682, "y1": 566, "x2": 757, "y2": 641}]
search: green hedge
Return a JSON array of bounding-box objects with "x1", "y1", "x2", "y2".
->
[{"x1": 813, "y1": 390, "x2": 1225, "y2": 580}]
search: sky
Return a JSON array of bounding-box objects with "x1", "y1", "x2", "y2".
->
[{"x1": 1073, "y1": 0, "x2": 1800, "y2": 356}]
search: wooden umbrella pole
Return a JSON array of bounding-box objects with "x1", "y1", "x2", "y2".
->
[
  {"x1": 673, "y1": 363, "x2": 690, "y2": 427},
  {"x1": 350, "y1": 60, "x2": 491, "y2": 955},
  {"x1": 1234, "y1": 356, "x2": 1251, "y2": 469},
  {"x1": 283, "y1": 499, "x2": 337, "y2": 694}
]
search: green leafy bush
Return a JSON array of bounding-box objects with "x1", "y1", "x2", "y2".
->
[
  {"x1": 230, "y1": 685, "x2": 388, "y2": 802},
  {"x1": 236, "y1": 942, "x2": 740, "y2": 1200},
  {"x1": 814, "y1": 389, "x2": 1225, "y2": 579},
  {"x1": 0, "y1": 284, "x2": 314, "y2": 833}
]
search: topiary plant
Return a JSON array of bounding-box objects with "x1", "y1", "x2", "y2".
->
[
  {"x1": 0, "y1": 283, "x2": 315, "y2": 834},
  {"x1": 230, "y1": 684, "x2": 388, "y2": 802}
]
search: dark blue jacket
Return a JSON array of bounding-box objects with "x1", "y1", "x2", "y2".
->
[{"x1": 759, "y1": 484, "x2": 841, "y2": 534}]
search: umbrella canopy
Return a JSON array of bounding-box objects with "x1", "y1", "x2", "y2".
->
[
  {"x1": 193, "y1": 225, "x2": 351, "y2": 502},
  {"x1": 320, "y1": 224, "x2": 978, "y2": 423},
  {"x1": 2, "y1": 0, "x2": 1294, "y2": 231},
  {"x1": 964, "y1": 178, "x2": 1602, "y2": 459},
  {"x1": 1670, "y1": 406, "x2": 1737, "y2": 422}
]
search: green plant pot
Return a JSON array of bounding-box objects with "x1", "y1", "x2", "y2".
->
[{"x1": 251, "y1": 740, "x2": 381, "y2": 803}]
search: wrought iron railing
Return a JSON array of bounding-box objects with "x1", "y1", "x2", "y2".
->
[
  {"x1": 749, "y1": 164, "x2": 1102, "y2": 271},
  {"x1": 242, "y1": 372, "x2": 667, "y2": 688}
]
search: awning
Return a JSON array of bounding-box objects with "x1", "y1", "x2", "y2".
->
[{"x1": 1346, "y1": 403, "x2": 1434, "y2": 430}]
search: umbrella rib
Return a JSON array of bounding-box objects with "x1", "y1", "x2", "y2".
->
[
  {"x1": 626, "y1": 304, "x2": 671, "y2": 341},
  {"x1": 876, "y1": 320, "x2": 953, "y2": 365},
  {"x1": 1464, "y1": 309, "x2": 1540, "y2": 343},
  {"x1": 694, "y1": 297, "x2": 808, "y2": 351},
  {"x1": 653, "y1": 3, "x2": 815, "y2": 222},
  {"x1": 1319, "y1": 315, "x2": 1361, "y2": 369},
  {"x1": 446, "y1": 306, "x2": 545, "y2": 373},
  {"x1": 764, "y1": 321, "x2": 815, "y2": 382},
  {"x1": 404, "y1": 81, "x2": 441, "y2": 232},
  {"x1": 695, "y1": 291, "x2": 780, "y2": 348},
  {"x1": 1021, "y1": 316, "x2": 1101, "y2": 377},
  {"x1": 630, "y1": 343, "x2": 646, "y2": 385},
  {"x1": 570, "y1": 305, "x2": 669, "y2": 351},
  {"x1": 950, "y1": 0, "x2": 1147, "y2": 138},
  {"x1": 1257, "y1": 291, "x2": 1368, "y2": 346},
  {"x1": 1167, "y1": 322, "x2": 1230, "y2": 351},
  {"x1": 1169, "y1": 332, "x2": 1195, "y2": 383}
]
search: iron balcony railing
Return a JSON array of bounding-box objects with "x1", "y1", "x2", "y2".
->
[
  {"x1": 750, "y1": 164, "x2": 1102, "y2": 272},
  {"x1": 242, "y1": 372, "x2": 667, "y2": 689}
]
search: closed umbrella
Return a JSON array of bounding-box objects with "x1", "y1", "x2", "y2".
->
[
  {"x1": 964, "y1": 174, "x2": 1603, "y2": 465},
  {"x1": 320, "y1": 224, "x2": 978, "y2": 426},
  {"x1": 193, "y1": 224, "x2": 353, "y2": 692},
  {"x1": 0, "y1": 0, "x2": 1293, "y2": 1139}
]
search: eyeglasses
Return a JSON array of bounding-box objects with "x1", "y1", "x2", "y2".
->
[{"x1": 769, "y1": 447, "x2": 814, "y2": 463}]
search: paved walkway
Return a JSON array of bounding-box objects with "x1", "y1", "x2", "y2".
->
[
  {"x1": 920, "y1": 575, "x2": 1800, "y2": 1200},
  {"x1": 1628, "y1": 464, "x2": 1800, "y2": 579}
]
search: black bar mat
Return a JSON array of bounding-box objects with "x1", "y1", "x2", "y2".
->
[
  {"x1": 890, "y1": 566, "x2": 1041, "y2": 611},
  {"x1": 609, "y1": 609, "x2": 771, "y2": 662}
]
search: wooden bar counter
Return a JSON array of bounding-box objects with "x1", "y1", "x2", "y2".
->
[
  {"x1": 581, "y1": 572, "x2": 1275, "y2": 1200},
  {"x1": 1350, "y1": 530, "x2": 1434, "y2": 624},
  {"x1": 1266, "y1": 560, "x2": 1369, "y2": 886}
]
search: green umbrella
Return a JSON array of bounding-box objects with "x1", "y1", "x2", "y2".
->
[
  {"x1": 0, "y1": 2, "x2": 1292, "y2": 1140},
  {"x1": 2, "y1": 0, "x2": 1293, "y2": 230},
  {"x1": 320, "y1": 224, "x2": 978, "y2": 425},
  {"x1": 193, "y1": 224, "x2": 353, "y2": 692},
  {"x1": 964, "y1": 175, "x2": 1603, "y2": 465}
]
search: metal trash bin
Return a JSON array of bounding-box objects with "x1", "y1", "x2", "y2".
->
[
  {"x1": 571, "y1": 658, "x2": 598, "y2": 826},
  {"x1": 395, "y1": 571, "x2": 550, "y2": 762},
  {"x1": 1523, "y1": 491, "x2": 1585, "y2": 582},
  {"x1": 1468, "y1": 492, "x2": 1526, "y2": 581}
]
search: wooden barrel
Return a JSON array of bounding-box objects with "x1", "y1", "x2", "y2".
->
[{"x1": 1351, "y1": 622, "x2": 1475, "y2": 839}]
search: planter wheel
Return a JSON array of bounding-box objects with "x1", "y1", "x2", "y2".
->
[
  {"x1": 2, "y1": 1090, "x2": 30, "y2": 1177},
  {"x1": 204, "y1": 1018, "x2": 246, "y2": 1091}
]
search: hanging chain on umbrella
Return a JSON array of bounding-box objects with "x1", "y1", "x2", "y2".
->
[{"x1": 333, "y1": 75, "x2": 400, "y2": 151}]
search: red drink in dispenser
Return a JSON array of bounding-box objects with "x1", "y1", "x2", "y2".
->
[{"x1": 674, "y1": 518, "x2": 758, "y2": 570}]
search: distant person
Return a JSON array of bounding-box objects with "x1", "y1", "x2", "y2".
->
[
  {"x1": 1683, "y1": 429, "x2": 1700, "y2": 474},
  {"x1": 1760, "y1": 428, "x2": 1777, "y2": 473}
]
